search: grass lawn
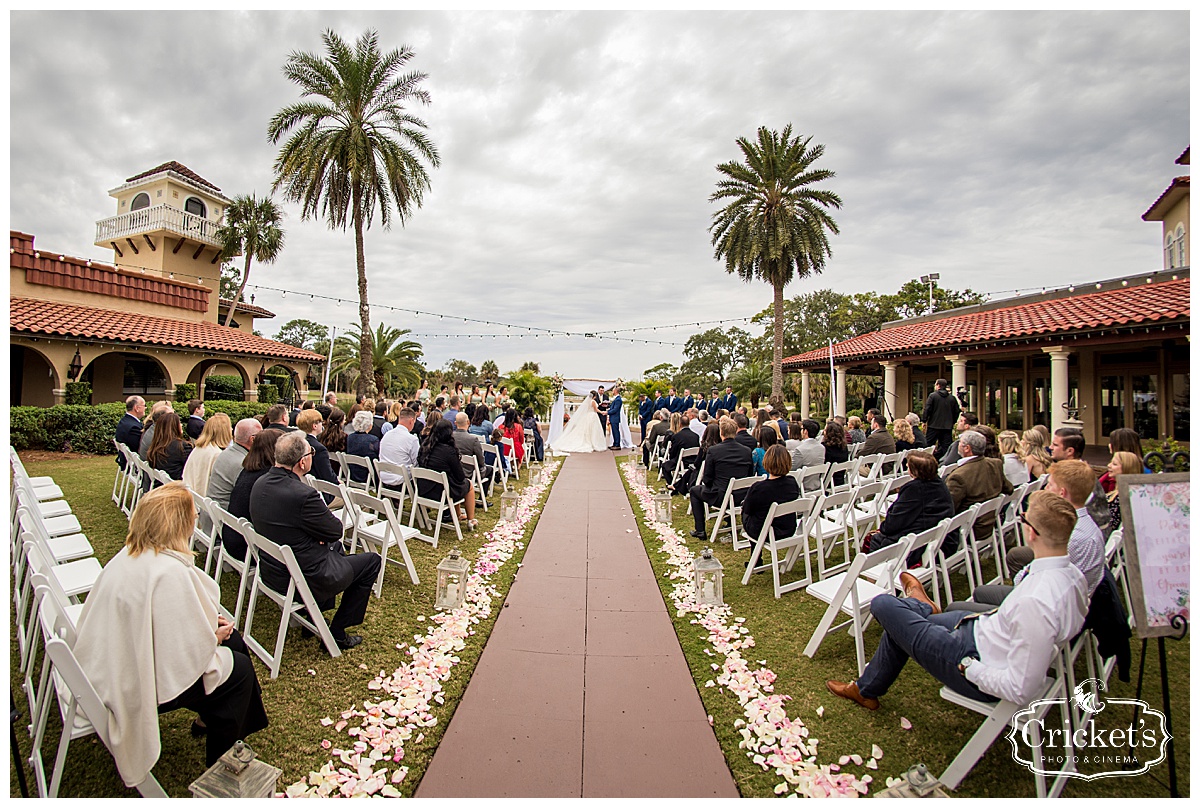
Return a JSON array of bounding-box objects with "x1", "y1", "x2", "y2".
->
[
  {"x1": 617, "y1": 457, "x2": 1189, "y2": 798},
  {"x1": 11, "y1": 453, "x2": 555, "y2": 798}
]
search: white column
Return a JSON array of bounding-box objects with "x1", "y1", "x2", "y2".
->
[
  {"x1": 1044, "y1": 347, "x2": 1073, "y2": 432},
  {"x1": 834, "y1": 366, "x2": 848, "y2": 418},
  {"x1": 800, "y1": 370, "x2": 811, "y2": 419},
  {"x1": 946, "y1": 355, "x2": 968, "y2": 402},
  {"x1": 880, "y1": 361, "x2": 898, "y2": 422}
]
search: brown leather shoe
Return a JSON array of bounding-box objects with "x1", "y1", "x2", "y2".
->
[
  {"x1": 899, "y1": 571, "x2": 941, "y2": 614},
  {"x1": 826, "y1": 679, "x2": 880, "y2": 711}
]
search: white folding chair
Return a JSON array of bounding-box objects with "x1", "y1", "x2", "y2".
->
[
  {"x1": 14, "y1": 483, "x2": 81, "y2": 539},
  {"x1": 861, "y1": 521, "x2": 950, "y2": 610},
  {"x1": 792, "y1": 463, "x2": 830, "y2": 497},
  {"x1": 242, "y1": 526, "x2": 342, "y2": 677},
  {"x1": 968, "y1": 496, "x2": 1006, "y2": 587},
  {"x1": 857, "y1": 453, "x2": 886, "y2": 482},
  {"x1": 848, "y1": 442, "x2": 864, "y2": 461},
  {"x1": 407, "y1": 467, "x2": 464, "y2": 548},
  {"x1": 209, "y1": 507, "x2": 256, "y2": 628},
  {"x1": 807, "y1": 490, "x2": 857, "y2": 580},
  {"x1": 649, "y1": 434, "x2": 667, "y2": 472},
  {"x1": 337, "y1": 452, "x2": 377, "y2": 492},
  {"x1": 802, "y1": 536, "x2": 913, "y2": 675},
  {"x1": 345, "y1": 489, "x2": 422, "y2": 595},
  {"x1": 17, "y1": 538, "x2": 91, "y2": 673},
  {"x1": 826, "y1": 457, "x2": 861, "y2": 495},
  {"x1": 705, "y1": 475, "x2": 760, "y2": 546},
  {"x1": 460, "y1": 455, "x2": 490, "y2": 512},
  {"x1": 10, "y1": 448, "x2": 61, "y2": 496},
  {"x1": 481, "y1": 443, "x2": 508, "y2": 493},
  {"x1": 876, "y1": 474, "x2": 912, "y2": 520},
  {"x1": 879, "y1": 451, "x2": 905, "y2": 478},
  {"x1": 500, "y1": 437, "x2": 521, "y2": 481},
  {"x1": 934, "y1": 506, "x2": 982, "y2": 604},
  {"x1": 846, "y1": 480, "x2": 888, "y2": 540},
  {"x1": 668, "y1": 446, "x2": 700, "y2": 491},
  {"x1": 939, "y1": 642, "x2": 1075, "y2": 796},
  {"x1": 189, "y1": 491, "x2": 222, "y2": 575},
  {"x1": 742, "y1": 496, "x2": 821, "y2": 598}
]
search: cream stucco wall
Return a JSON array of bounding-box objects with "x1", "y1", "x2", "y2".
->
[
  {"x1": 1161, "y1": 195, "x2": 1190, "y2": 269},
  {"x1": 10, "y1": 266, "x2": 210, "y2": 323}
]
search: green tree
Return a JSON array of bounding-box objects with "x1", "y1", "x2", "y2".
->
[
  {"x1": 505, "y1": 370, "x2": 553, "y2": 414},
  {"x1": 216, "y1": 194, "x2": 285, "y2": 327},
  {"x1": 442, "y1": 359, "x2": 477, "y2": 385},
  {"x1": 269, "y1": 29, "x2": 440, "y2": 397},
  {"x1": 643, "y1": 362, "x2": 678, "y2": 379},
  {"x1": 887, "y1": 278, "x2": 987, "y2": 319},
  {"x1": 681, "y1": 326, "x2": 751, "y2": 384},
  {"x1": 517, "y1": 361, "x2": 541, "y2": 374},
  {"x1": 219, "y1": 262, "x2": 242, "y2": 299},
  {"x1": 710, "y1": 125, "x2": 842, "y2": 399},
  {"x1": 479, "y1": 359, "x2": 500, "y2": 382},
  {"x1": 333, "y1": 323, "x2": 423, "y2": 396},
  {"x1": 727, "y1": 360, "x2": 773, "y2": 410},
  {"x1": 274, "y1": 318, "x2": 330, "y2": 350}
]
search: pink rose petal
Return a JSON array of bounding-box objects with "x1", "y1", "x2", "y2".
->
[{"x1": 900, "y1": 716, "x2": 913, "y2": 730}]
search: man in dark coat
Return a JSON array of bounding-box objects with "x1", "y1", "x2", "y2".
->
[
  {"x1": 114, "y1": 395, "x2": 145, "y2": 469},
  {"x1": 661, "y1": 413, "x2": 701, "y2": 481},
  {"x1": 689, "y1": 418, "x2": 754, "y2": 538},
  {"x1": 250, "y1": 431, "x2": 380, "y2": 651},
  {"x1": 637, "y1": 393, "x2": 654, "y2": 441},
  {"x1": 921, "y1": 378, "x2": 961, "y2": 460},
  {"x1": 732, "y1": 413, "x2": 758, "y2": 452}
]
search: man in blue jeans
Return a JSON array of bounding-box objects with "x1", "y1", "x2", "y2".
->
[{"x1": 826, "y1": 491, "x2": 1088, "y2": 709}]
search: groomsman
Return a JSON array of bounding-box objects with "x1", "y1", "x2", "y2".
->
[
  {"x1": 607, "y1": 387, "x2": 624, "y2": 450},
  {"x1": 707, "y1": 387, "x2": 722, "y2": 417},
  {"x1": 723, "y1": 386, "x2": 738, "y2": 412},
  {"x1": 653, "y1": 389, "x2": 668, "y2": 414},
  {"x1": 637, "y1": 394, "x2": 654, "y2": 439},
  {"x1": 666, "y1": 387, "x2": 680, "y2": 413},
  {"x1": 694, "y1": 390, "x2": 708, "y2": 415},
  {"x1": 681, "y1": 388, "x2": 694, "y2": 412}
]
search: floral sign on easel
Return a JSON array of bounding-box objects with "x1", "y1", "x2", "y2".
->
[{"x1": 1117, "y1": 472, "x2": 1190, "y2": 639}]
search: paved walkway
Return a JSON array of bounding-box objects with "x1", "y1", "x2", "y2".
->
[{"x1": 418, "y1": 451, "x2": 737, "y2": 797}]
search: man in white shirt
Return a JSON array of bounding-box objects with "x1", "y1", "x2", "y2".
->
[
  {"x1": 688, "y1": 408, "x2": 707, "y2": 438},
  {"x1": 826, "y1": 490, "x2": 1087, "y2": 709},
  {"x1": 378, "y1": 407, "x2": 420, "y2": 490}
]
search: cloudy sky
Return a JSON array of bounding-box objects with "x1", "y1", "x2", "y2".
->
[{"x1": 10, "y1": 10, "x2": 1189, "y2": 380}]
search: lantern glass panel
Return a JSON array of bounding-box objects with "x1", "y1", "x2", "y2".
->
[
  {"x1": 692, "y1": 549, "x2": 724, "y2": 606},
  {"x1": 435, "y1": 551, "x2": 470, "y2": 610},
  {"x1": 652, "y1": 492, "x2": 672, "y2": 522},
  {"x1": 500, "y1": 491, "x2": 520, "y2": 521}
]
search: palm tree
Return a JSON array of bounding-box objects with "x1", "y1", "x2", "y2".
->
[
  {"x1": 216, "y1": 195, "x2": 285, "y2": 327},
  {"x1": 332, "y1": 323, "x2": 424, "y2": 396},
  {"x1": 504, "y1": 370, "x2": 554, "y2": 415},
  {"x1": 728, "y1": 360, "x2": 773, "y2": 410},
  {"x1": 268, "y1": 29, "x2": 440, "y2": 397},
  {"x1": 709, "y1": 125, "x2": 841, "y2": 398}
]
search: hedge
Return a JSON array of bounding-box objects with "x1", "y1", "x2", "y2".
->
[
  {"x1": 204, "y1": 374, "x2": 244, "y2": 400},
  {"x1": 11, "y1": 407, "x2": 49, "y2": 450},
  {"x1": 174, "y1": 383, "x2": 198, "y2": 402},
  {"x1": 64, "y1": 381, "x2": 92, "y2": 406},
  {"x1": 257, "y1": 384, "x2": 279, "y2": 405}
]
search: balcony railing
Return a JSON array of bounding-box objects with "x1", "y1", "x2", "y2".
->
[{"x1": 95, "y1": 204, "x2": 222, "y2": 249}]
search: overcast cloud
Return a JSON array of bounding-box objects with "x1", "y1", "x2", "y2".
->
[{"x1": 10, "y1": 10, "x2": 1189, "y2": 380}]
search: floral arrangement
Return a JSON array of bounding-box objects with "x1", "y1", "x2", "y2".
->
[
  {"x1": 621, "y1": 460, "x2": 886, "y2": 797},
  {"x1": 283, "y1": 461, "x2": 562, "y2": 798}
]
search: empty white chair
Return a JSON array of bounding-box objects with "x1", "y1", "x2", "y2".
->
[
  {"x1": 792, "y1": 463, "x2": 830, "y2": 497},
  {"x1": 209, "y1": 507, "x2": 256, "y2": 628},
  {"x1": 934, "y1": 506, "x2": 982, "y2": 604},
  {"x1": 344, "y1": 489, "x2": 422, "y2": 595},
  {"x1": 807, "y1": 490, "x2": 856, "y2": 580},
  {"x1": 407, "y1": 467, "x2": 464, "y2": 547},
  {"x1": 189, "y1": 491, "x2": 222, "y2": 575},
  {"x1": 459, "y1": 455, "x2": 490, "y2": 512},
  {"x1": 826, "y1": 457, "x2": 861, "y2": 495},
  {"x1": 968, "y1": 496, "x2": 1007, "y2": 587}
]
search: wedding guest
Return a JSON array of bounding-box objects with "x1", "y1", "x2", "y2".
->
[
  {"x1": 148, "y1": 411, "x2": 193, "y2": 481},
  {"x1": 324, "y1": 391, "x2": 339, "y2": 409},
  {"x1": 822, "y1": 421, "x2": 851, "y2": 486},
  {"x1": 139, "y1": 401, "x2": 174, "y2": 460},
  {"x1": 861, "y1": 414, "x2": 897, "y2": 457},
  {"x1": 522, "y1": 407, "x2": 545, "y2": 461},
  {"x1": 858, "y1": 451, "x2": 955, "y2": 563},
  {"x1": 791, "y1": 419, "x2": 827, "y2": 470},
  {"x1": 785, "y1": 422, "x2": 805, "y2": 471},
  {"x1": 380, "y1": 401, "x2": 403, "y2": 435},
  {"x1": 264, "y1": 404, "x2": 295, "y2": 433},
  {"x1": 319, "y1": 408, "x2": 348, "y2": 476},
  {"x1": 998, "y1": 430, "x2": 1029, "y2": 487},
  {"x1": 662, "y1": 412, "x2": 700, "y2": 483},
  {"x1": 939, "y1": 412, "x2": 979, "y2": 466},
  {"x1": 674, "y1": 421, "x2": 722, "y2": 496},
  {"x1": 733, "y1": 413, "x2": 758, "y2": 452},
  {"x1": 741, "y1": 444, "x2": 802, "y2": 543},
  {"x1": 1105, "y1": 428, "x2": 1147, "y2": 476},
  {"x1": 846, "y1": 416, "x2": 866, "y2": 445},
  {"x1": 974, "y1": 424, "x2": 1001, "y2": 459},
  {"x1": 115, "y1": 395, "x2": 146, "y2": 468},
  {"x1": 369, "y1": 400, "x2": 388, "y2": 439},
  {"x1": 689, "y1": 408, "x2": 708, "y2": 438},
  {"x1": 1104, "y1": 452, "x2": 1142, "y2": 532},
  {"x1": 498, "y1": 407, "x2": 526, "y2": 466},
  {"x1": 892, "y1": 418, "x2": 917, "y2": 451},
  {"x1": 1020, "y1": 428, "x2": 1052, "y2": 481},
  {"x1": 1051, "y1": 427, "x2": 1111, "y2": 533},
  {"x1": 643, "y1": 410, "x2": 672, "y2": 467},
  {"x1": 186, "y1": 399, "x2": 206, "y2": 441},
  {"x1": 453, "y1": 412, "x2": 487, "y2": 492},
  {"x1": 297, "y1": 409, "x2": 338, "y2": 486},
  {"x1": 207, "y1": 418, "x2": 262, "y2": 511},
  {"x1": 756, "y1": 408, "x2": 782, "y2": 441},
  {"x1": 905, "y1": 412, "x2": 928, "y2": 448},
  {"x1": 418, "y1": 418, "x2": 477, "y2": 530},
  {"x1": 345, "y1": 410, "x2": 380, "y2": 484},
  {"x1": 752, "y1": 426, "x2": 778, "y2": 477},
  {"x1": 183, "y1": 413, "x2": 232, "y2": 496},
  {"x1": 223, "y1": 429, "x2": 282, "y2": 561},
  {"x1": 689, "y1": 418, "x2": 754, "y2": 539},
  {"x1": 72, "y1": 483, "x2": 269, "y2": 786},
  {"x1": 469, "y1": 405, "x2": 494, "y2": 438},
  {"x1": 943, "y1": 430, "x2": 1012, "y2": 556}
]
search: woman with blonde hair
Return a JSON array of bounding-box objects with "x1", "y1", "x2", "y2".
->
[
  {"x1": 892, "y1": 418, "x2": 915, "y2": 451},
  {"x1": 182, "y1": 412, "x2": 232, "y2": 496},
  {"x1": 1020, "y1": 428, "x2": 1052, "y2": 481},
  {"x1": 997, "y1": 430, "x2": 1028, "y2": 487},
  {"x1": 1104, "y1": 451, "x2": 1143, "y2": 531},
  {"x1": 71, "y1": 482, "x2": 268, "y2": 787}
]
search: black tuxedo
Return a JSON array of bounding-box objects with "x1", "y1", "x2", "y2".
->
[
  {"x1": 249, "y1": 466, "x2": 380, "y2": 638},
  {"x1": 733, "y1": 430, "x2": 758, "y2": 452},
  {"x1": 114, "y1": 413, "x2": 143, "y2": 468},
  {"x1": 690, "y1": 438, "x2": 754, "y2": 533}
]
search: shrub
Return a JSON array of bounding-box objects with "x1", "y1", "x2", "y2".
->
[
  {"x1": 204, "y1": 374, "x2": 244, "y2": 400},
  {"x1": 63, "y1": 381, "x2": 92, "y2": 405},
  {"x1": 11, "y1": 407, "x2": 48, "y2": 449},
  {"x1": 41, "y1": 403, "x2": 127, "y2": 454},
  {"x1": 257, "y1": 384, "x2": 279, "y2": 405},
  {"x1": 847, "y1": 408, "x2": 864, "y2": 421},
  {"x1": 174, "y1": 383, "x2": 198, "y2": 402},
  {"x1": 199, "y1": 400, "x2": 270, "y2": 424}
]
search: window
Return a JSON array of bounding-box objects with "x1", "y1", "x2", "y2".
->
[
  {"x1": 1172, "y1": 373, "x2": 1189, "y2": 442},
  {"x1": 130, "y1": 193, "x2": 150, "y2": 211},
  {"x1": 1175, "y1": 224, "x2": 1186, "y2": 267},
  {"x1": 184, "y1": 197, "x2": 207, "y2": 218},
  {"x1": 122, "y1": 356, "x2": 167, "y2": 395},
  {"x1": 1164, "y1": 233, "x2": 1175, "y2": 268},
  {"x1": 1100, "y1": 375, "x2": 1125, "y2": 435}
]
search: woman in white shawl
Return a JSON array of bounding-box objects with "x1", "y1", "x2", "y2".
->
[
  {"x1": 72, "y1": 482, "x2": 268, "y2": 789},
  {"x1": 181, "y1": 412, "x2": 232, "y2": 496}
]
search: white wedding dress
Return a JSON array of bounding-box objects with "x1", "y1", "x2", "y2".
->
[{"x1": 552, "y1": 398, "x2": 609, "y2": 453}]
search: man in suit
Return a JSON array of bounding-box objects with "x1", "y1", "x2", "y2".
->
[
  {"x1": 661, "y1": 411, "x2": 701, "y2": 481},
  {"x1": 860, "y1": 414, "x2": 897, "y2": 457},
  {"x1": 637, "y1": 394, "x2": 654, "y2": 441},
  {"x1": 597, "y1": 386, "x2": 611, "y2": 436},
  {"x1": 723, "y1": 386, "x2": 738, "y2": 413},
  {"x1": 732, "y1": 412, "x2": 758, "y2": 452},
  {"x1": 665, "y1": 387, "x2": 679, "y2": 414},
  {"x1": 264, "y1": 404, "x2": 296, "y2": 432},
  {"x1": 707, "y1": 387, "x2": 722, "y2": 417},
  {"x1": 115, "y1": 396, "x2": 145, "y2": 469},
  {"x1": 792, "y1": 419, "x2": 827, "y2": 468},
  {"x1": 453, "y1": 412, "x2": 488, "y2": 494},
  {"x1": 1050, "y1": 427, "x2": 1111, "y2": 535},
  {"x1": 250, "y1": 431, "x2": 380, "y2": 651},
  {"x1": 642, "y1": 410, "x2": 672, "y2": 467},
  {"x1": 938, "y1": 412, "x2": 979, "y2": 466},
  {"x1": 607, "y1": 387, "x2": 623, "y2": 449},
  {"x1": 186, "y1": 399, "x2": 206, "y2": 441},
  {"x1": 680, "y1": 388, "x2": 694, "y2": 412},
  {"x1": 942, "y1": 430, "x2": 1013, "y2": 556},
  {"x1": 653, "y1": 389, "x2": 668, "y2": 415},
  {"x1": 208, "y1": 418, "x2": 262, "y2": 510},
  {"x1": 689, "y1": 417, "x2": 755, "y2": 538}
]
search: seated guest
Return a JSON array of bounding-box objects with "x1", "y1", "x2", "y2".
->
[
  {"x1": 522, "y1": 407, "x2": 545, "y2": 462},
  {"x1": 905, "y1": 412, "x2": 927, "y2": 448},
  {"x1": 675, "y1": 422, "x2": 722, "y2": 496},
  {"x1": 689, "y1": 418, "x2": 755, "y2": 539},
  {"x1": 223, "y1": 429, "x2": 283, "y2": 561},
  {"x1": 662, "y1": 412, "x2": 701, "y2": 483},
  {"x1": 345, "y1": 410, "x2": 380, "y2": 484},
  {"x1": 756, "y1": 408, "x2": 782, "y2": 441},
  {"x1": 115, "y1": 395, "x2": 146, "y2": 469},
  {"x1": 845, "y1": 416, "x2": 866, "y2": 444},
  {"x1": 974, "y1": 424, "x2": 1001, "y2": 459},
  {"x1": 319, "y1": 407, "x2": 348, "y2": 476},
  {"x1": 860, "y1": 451, "x2": 955, "y2": 566},
  {"x1": 741, "y1": 444, "x2": 801, "y2": 542},
  {"x1": 827, "y1": 491, "x2": 1087, "y2": 710},
  {"x1": 1050, "y1": 427, "x2": 1110, "y2": 536},
  {"x1": 207, "y1": 418, "x2": 262, "y2": 511},
  {"x1": 186, "y1": 399, "x2": 207, "y2": 441},
  {"x1": 72, "y1": 483, "x2": 268, "y2": 786},
  {"x1": 1020, "y1": 428, "x2": 1052, "y2": 481},
  {"x1": 1099, "y1": 428, "x2": 1149, "y2": 494},
  {"x1": 998, "y1": 430, "x2": 1029, "y2": 488},
  {"x1": 148, "y1": 411, "x2": 193, "y2": 481},
  {"x1": 732, "y1": 412, "x2": 758, "y2": 452},
  {"x1": 183, "y1": 413, "x2": 232, "y2": 496},
  {"x1": 822, "y1": 422, "x2": 850, "y2": 486},
  {"x1": 498, "y1": 407, "x2": 526, "y2": 467},
  {"x1": 442, "y1": 395, "x2": 462, "y2": 424},
  {"x1": 943, "y1": 430, "x2": 1013, "y2": 556},
  {"x1": 297, "y1": 409, "x2": 338, "y2": 486},
  {"x1": 860, "y1": 414, "x2": 897, "y2": 457},
  {"x1": 785, "y1": 421, "x2": 805, "y2": 470},
  {"x1": 1104, "y1": 452, "x2": 1142, "y2": 532},
  {"x1": 370, "y1": 400, "x2": 388, "y2": 439},
  {"x1": 892, "y1": 418, "x2": 917, "y2": 451},
  {"x1": 939, "y1": 412, "x2": 979, "y2": 466},
  {"x1": 689, "y1": 408, "x2": 707, "y2": 438},
  {"x1": 378, "y1": 407, "x2": 420, "y2": 491},
  {"x1": 491, "y1": 427, "x2": 512, "y2": 472},
  {"x1": 418, "y1": 418, "x2": 478, "y2": 530},
  {"x1": 263, "y1": 404, "x2": 295, "y2": 433},
  {"x1": 139, "y1": 400, "x2": 173, "y2": 460},
  {"x1": 380, "y1": 401, "x2": 403, "y2": 435},
  {"x1": 468, "y1": 405, "x2": 494, "y2": 438},
  {"x1": 752, "y1": 426, "x2": 779, "y2": 476},
  {"x1": 642, "y1": 410, "x2": 672, "y2": 467},
  {"x1": 410, "y1": 401, "x2": 426, "y2": 435},
  {"x1": 790, "y1": 419, "x2": 826, "y2": 470},
  {"x1": 453, "y1": 412, "x2": 488, "y2": 493},
  {"x1": 251, "y1": 431, "x2": 380, "y2": 651}
]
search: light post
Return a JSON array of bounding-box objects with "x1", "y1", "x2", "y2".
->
[{"x1": 919, "y1": 273, "x2": 940, "y2": 314}]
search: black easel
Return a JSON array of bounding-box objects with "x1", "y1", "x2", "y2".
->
[
  {"x1": 1127, "y1": 614, "x2": 1186, "y2": 797},
  {"x1": 11, "y1": 690, "x2": 30, "y2": 798}
]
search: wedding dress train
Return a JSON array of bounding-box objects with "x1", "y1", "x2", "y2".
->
[{"x1": 552, "y1": 398, "x2": 609, "y2": 453}]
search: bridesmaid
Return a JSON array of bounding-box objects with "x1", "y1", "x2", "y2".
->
[
  {"x1": 416, "y1": 378, "x2": 431, "y2": 406},
  {"x1": 454, "y1": 381, "x2": 465, "y2": 403},
  {"x1": 469, "y1": 385, "x2": 483, "y2": 408},
  {"x1": 484, "y1": 383, "x2": 497, "y2": 419},
  {"x1": 496, "y1": 386, "x2": 511, "y2": 423}
]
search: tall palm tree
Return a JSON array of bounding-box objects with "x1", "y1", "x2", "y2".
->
[
  {"x1": 215, "y1": 194, "x2": 285, "y2": 327},
  {"x1": 268, "y1": 28, "x2": 440, "y2": 397},
  {"x1": 709, "y1": 125, "x2": 841, "y2": 398},
  {"x1": 728, "y1": 360, "x2": 773, "y2": 410},
  {"x1": 332, "y1": 323, "x2": 424, "y2": 396}
]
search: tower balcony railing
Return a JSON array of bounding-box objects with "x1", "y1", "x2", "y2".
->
[{"x1": 95, "y1": 204, "x2": 222, "y2": 249}]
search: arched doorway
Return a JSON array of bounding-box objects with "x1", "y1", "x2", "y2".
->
[
  {"x1": 10, "y1": 345, "x2": 58, "y2": 407},
  {"x1": 187, "y1": 358, "x2": 251, "y2": 402},
  {"x1": 81, "y1": 351, "x2": 171, "y2": 405},
  {"x1": 262, "y1": 364, "x2": 302, "y2": 408}
]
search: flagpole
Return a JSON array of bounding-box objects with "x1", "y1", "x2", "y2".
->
[
  {"x1": 321, "y1": 325, "x2": 336, "y2": 398},
  {"x1": 828, "y1": 339, "x2": 836, "y2": 420}
]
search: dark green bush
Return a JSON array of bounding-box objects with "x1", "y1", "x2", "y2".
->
[
  {"x1": 204, "y1": 374, "x2": 244, "y2": 400},
  {"x1": 63, "y1": 381, "x2": 92, "y2": 405},
  {"x1": 257, "y1": 384, "x2": 279, "y2": 405},
  {"x1": 11, "y1": 407, "x2": 49, "y2": 449},
  {"x1": 41, "y1": 403, "x2": 127, "y2": 454},
  {"x1": 199, "y1": 400, "x2": 269, "y2": 423},
  {"x1": 174, "y1": 383, "x2": 198, "y2": 402}
]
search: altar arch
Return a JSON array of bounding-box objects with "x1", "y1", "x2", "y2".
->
[{"x1": 547, "y1": 379, "x2": 634, "y2": 451}]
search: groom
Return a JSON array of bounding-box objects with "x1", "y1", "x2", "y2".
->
[{"x1": 608, "y1": 387, "x2": 623, "y2": 450}]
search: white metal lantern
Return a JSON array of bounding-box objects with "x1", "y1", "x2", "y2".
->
[
  {"x1": 652, "y1": 491, "x2": 672, "y2": 523},
  {"x1": 189, "y1": 741, "x2": 281, "y2": 799},
  {"x1": 873, "y1": 764, "x2": 948, "y2": 798},
  {"x1": 500, "y1": 490, "x2": 520, "y2": 521},
  {"x1": 435, "y1": 549, "x2": 470, "y2": 611},
  {"x1": 630, "y1": 462, "x2": 646, "y2": 486},
  {"x1": 693, "y1": 547, "x2": 724, "y2": 607}
]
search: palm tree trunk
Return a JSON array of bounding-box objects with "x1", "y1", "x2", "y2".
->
[
  {"x1": 772, "y1": 278, "x2": 784, "y2": 400},
  {"x1": 352, "y1": 188, "x2": 376, "y2": 398},
  {"x1": 222, "y1": 253, "x2": 254, "y2": 328}
]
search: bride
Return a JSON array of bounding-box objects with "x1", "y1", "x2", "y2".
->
[{"x1": 552, "y1": 392, "x2": 609, "y2": 453}]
